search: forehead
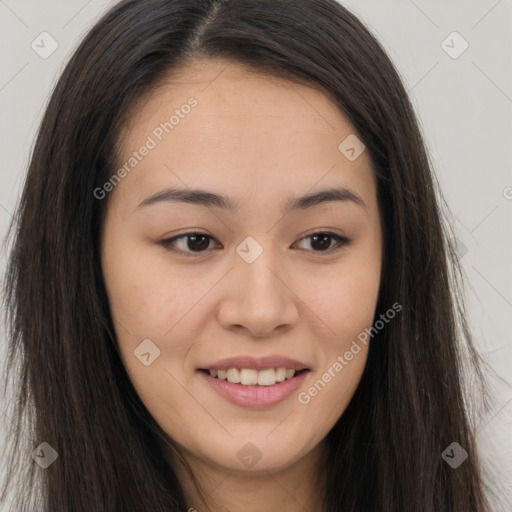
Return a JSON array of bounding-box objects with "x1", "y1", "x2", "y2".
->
[
  {"x1": 122, "y1": 58, "x2": 356, "y2": 140},
  {"x1": 112, "y1": 58, "x2": 376, "y2": 215}
]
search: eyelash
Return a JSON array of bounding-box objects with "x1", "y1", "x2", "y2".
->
[{"x1": 158, "y1": 231, "x2": 351, "y2": 258}]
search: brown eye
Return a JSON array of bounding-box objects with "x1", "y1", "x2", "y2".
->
[
  {"x1": 295, "y1": 232, "x2": 351, "y2": 253},
  {"x1": 160, "y1": 233, "x2": 218, "y2": 256},
  {"x1": 159, "y1": 231, "x2": 350, "y2": 258},
  {"x1": 182, "y1": 234, "x2": 211, "y2": 252}
]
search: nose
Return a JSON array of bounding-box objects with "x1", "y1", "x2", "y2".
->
[{"x1": 215, "y1": 247, "x2": 299, "y2": 338}]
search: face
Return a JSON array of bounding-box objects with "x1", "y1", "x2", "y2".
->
[{"x1": 101, "y1": 58, "x2": 383, "y2": 476}]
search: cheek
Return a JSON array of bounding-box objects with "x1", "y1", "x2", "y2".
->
[
  {"x1": 297, "y1": 343, "x2": 368, "y2": 442},
  {"x1": 303, "y1": 262, "x2": 381, "y2": 344},
  {"x1": 339, "y1": 274, "x2": 380, "y2": 337},
  {"x1": 295, "y1": 270, "x2": 377, "y2": 424},
  {"x1": 103, "y1": 251, "x2": 197, "y2": 425},
  {"x1": 102, "y1": 237, "x2": 188, "y2": 336},
  {"x1": 297, "y1": 254, "x2": 379, "y2": 406},
  {"x1": 101, "y1": 234, "x2": 198, "y2": 396}
]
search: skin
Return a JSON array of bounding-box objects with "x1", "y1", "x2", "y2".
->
[{"x1": 101, "y1": 58, "x2": 383, "y2": 511}]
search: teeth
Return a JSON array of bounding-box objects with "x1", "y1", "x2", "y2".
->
[
  {"x1": 226, "y1": 368, "x2": 241, "y2": 383},
  {"x1": 240, "y1": 369, "x2": 258, "y2": 385},
  {"x1": 257, "y1": 368, "x2": 276, "y2": 386},
  {"x1": 208, "y1": 367, "x2": 299, "y2": 386},
  {"x1": 276, "y1": 367, "x2": 287, "y2": 382}
]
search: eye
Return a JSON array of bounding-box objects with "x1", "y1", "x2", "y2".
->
[
  {"x1": 294, "y1": 232, "x2": 351, "y2": 254},
  {"x1": 159, "y1": 232, "x2": 219, "y2": 256},
  {"x1": 159, "y1": 231, "x2": 351, "y2": 257}
]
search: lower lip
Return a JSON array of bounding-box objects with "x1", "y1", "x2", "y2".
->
[{"x1": 198, "y1": 370, "x2": 309, "y2": 408}]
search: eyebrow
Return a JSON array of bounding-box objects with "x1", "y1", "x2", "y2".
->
[{"x1": 136, "y1": 186, "x2": 367, "y2": 215}]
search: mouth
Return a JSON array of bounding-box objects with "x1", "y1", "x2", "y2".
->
[
  {"x1": 197, "y1": 367, "x2": 310, "y2": 408},
  {"x1": 198, "y1": 367, "x2": 310, "y2": 387}
]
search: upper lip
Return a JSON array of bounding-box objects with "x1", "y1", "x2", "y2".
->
[{"x1": 199, "y1": 355, "x2": 310, "y2": 371}]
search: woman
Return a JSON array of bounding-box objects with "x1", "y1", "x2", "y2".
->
[{"x1": 1, "y1": 0, "x2": 497, "y2": 510}]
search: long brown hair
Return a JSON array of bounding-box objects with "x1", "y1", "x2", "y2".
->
[{"x1": 1, "y1": 0, "x2": 494, "y2": 510}]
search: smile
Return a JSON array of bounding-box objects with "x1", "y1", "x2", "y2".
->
[
  {"x1": 198, "y1": 368, "x2": 310, "y2": 408},
  {"x1": 204, "y1": 367, "x2": 304, "y2": 386}
]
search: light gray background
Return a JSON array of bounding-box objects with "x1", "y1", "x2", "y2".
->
[{"x1": 1, "y1": 1, "x2": 511, "y2": 509}]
